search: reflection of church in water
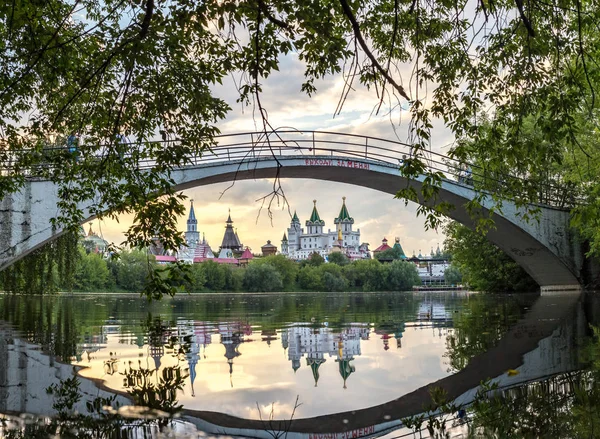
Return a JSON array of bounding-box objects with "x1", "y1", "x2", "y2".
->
[
  {"x1": 282, "y1": 324, "x2": 370, "y2": 388},
  {"x1": 92, "y1": 302, "x2": 451, "y2": 395}
]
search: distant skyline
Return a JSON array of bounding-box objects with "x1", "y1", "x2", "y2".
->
[
  {"x1": 91, "y1": 53, "x2": 453, "y2": 255},
  {"x1": 91, "y1": 179, "x2": 446, "y2": 258}
]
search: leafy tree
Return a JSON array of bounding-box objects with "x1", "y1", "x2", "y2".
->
[
  {"x1": 318, "y1": 263, "x2": 348, "y2": 292},
  {"x1": 443, "y1": 221, "x2": 538, "y2": 292},
  {"x1": 0, "y1": 232, "x2": 79, "y2": 294},
  {"x1": 386, "y1": 260, "x2": 420, "y2": 291},
  {"x1": 111, "y1": 249, "x2": 154, "y2": 292},
  {"x1": 297, "y1": 265, "x2": 324, "y2": 291},
  {"x1": 375, "y1": 247, "x2": 405, "y2": 261},
  {"x1": 74, "y1": 248, "x2": 112, "y2": 291},
  {"x1": 186, "y1": 263, "x2": 207, "y2": 293},
  {"x1": 305, "y1": 252, "x2": 325, "y2": 267},
  {"x1": 350, "y1": 259, "x2": 388, "y2": 291},
  {"x1": 328, "y1": 252, "x2": 350, "y2": 266},
  {"x1": 3, "y1": 0, "x2": 600, "y2": 297},
  {"x1": 252, "y1": 254, "x2": 298, "y2": 286},
  {"x1": 198, "y1": 260, "x2": 227, "y2": 291},
  {"x1": 243, "y1": 263, "x2": 283, "y2": 292},
  {"x1": 444, "y1": 265, "x2": 462, "y2": 286}
]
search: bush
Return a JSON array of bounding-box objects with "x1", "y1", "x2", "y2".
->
[
  {"x1": 444, "y1": 265, "x2": 462, "y2": 285},
  {"x1": 328, "y1": 252, "x2": 350, "y2": 266},
  {"x1": 252, "y1": 254, "x2": 298, "y2": 287},
  {"x1": 74, "y1": 248, "x2": 112, "y2": 290},
  {"x1": 199, "y1": 260, "x2": 227, "y2": 291},
  {"x1": 243, "y1": 263, "x2": 283, "y2": 292},
  {"x1": 111, "y1": 249, "x2": 153, "y2": 291},
  {"x1": 386, "y1": 260, "x2": 420, "y2": 291},
  {"x1": 186, "y1": 263, "x2": 207, "y2": 293},
  {"x1": 298, "y1": 265, "x2": 324, "y2": 290}
]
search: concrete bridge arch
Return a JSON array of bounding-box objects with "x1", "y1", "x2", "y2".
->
[{"x1": 0, "y1": 147, "x2": 583, "y2": 291}]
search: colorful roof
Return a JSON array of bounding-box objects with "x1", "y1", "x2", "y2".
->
[
  {"x1": 393, "y1": 237, "x2": 406, "y2": 258},
  {"x1": 240, "y1": 248, "x2": 253, "y2": 260},
  {"x1": 373, "y1": 238, "x2": 392, "y2": 253},
  {"x1": 193, "y1": 257, "x2": 238, "y2": 264},
  {"x1": 292, "y1": 211, "x2": 300, "y2": 223},
  {"x1": 307, "y1": 358, "x2": 325, "y2": 387},
  {"x1": 337, "y1": 359, "x2": 355, "y2": 389},
  {"x1": 336, "y1": 196, "x2": 353, "y2": 222},
  {"x1": 155, "y1": 255, "x2": 177, "y2": 262},
  {"x1": 193, "y1": 243, "x2": 213, "y2": 259},
  {"x1": 307, "y1": 200, "x2": 325, "y2": 225},
  {"x1": 282, "y1": 232, "x2": 288, "y2": 241}
]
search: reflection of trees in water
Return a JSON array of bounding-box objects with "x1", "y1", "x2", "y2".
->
[
  {"x1": 121, "y1": 361, "x2": 189, "y2": 416},
  {"x1": 405, "y1": 326, "x2": 600, "y2": 438},
  {"x1": 444, "y1": 294, "x2": 534, "y2": 372}
]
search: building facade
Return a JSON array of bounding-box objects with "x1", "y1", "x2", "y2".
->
[{"x1": 281, "y1": 198, "x2": 370, "y2": 260}]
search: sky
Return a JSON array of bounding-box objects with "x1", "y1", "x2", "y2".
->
[{"x1": 90, "y1": 53, "x2": 454, "y2": 256}]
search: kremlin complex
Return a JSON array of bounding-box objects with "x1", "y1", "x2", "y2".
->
[
  {"x1": 90, "y1": 196, "x2": 450, "y2": 285},
  {"x1": 152, "y1": 197, "x2": 374, "y2": 264}
]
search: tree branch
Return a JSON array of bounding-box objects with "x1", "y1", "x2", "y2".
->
[
  {"x1": 338, "y1": 0, "x2": 409, "y2": 101},
  {"x1": 514, "y1": 0, "x2": 535, "y2": 37},
  {"x1": 257, "y1": 0, "x2": 289, "y2": 30},
  {"x1": 139, "y1": 0, "x2": 154, "y2": 40}
]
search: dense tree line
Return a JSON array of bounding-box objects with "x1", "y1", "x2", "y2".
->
[
  {"x1": 174, "y1": 254, "x2": 420, "y2": 293},
  {"x1": 0, "y1": 248, "x2": 421, "y2": 293}
]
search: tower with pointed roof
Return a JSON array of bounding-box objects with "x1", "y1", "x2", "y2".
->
[
  {"x1": 298, "y1": 200, "x2": 329, "y2": 259},
  {"x1": 185, "y1": 200, "x2": 200, "y2": 248},
  {"x1": 282, "y1": 197, "x2": 367, "y2": 260},
  {"x1": 286, "y1": 210, "x2": 303, "y2": 256},
  {"x1": 306, "y1": 200, "x2": 325, "y2": 234},
  {"x1": 281, "y1": 232, "x2": 288, "y2": 255},
  {"x1": 219, "y1": 209, "x2": 242, "y2": 254}
]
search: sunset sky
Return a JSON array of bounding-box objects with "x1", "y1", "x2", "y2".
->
[{"x1": 90, "y1": 53, "x2": 454, "y2": 256}]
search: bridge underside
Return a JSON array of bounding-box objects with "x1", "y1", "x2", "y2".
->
[{"x1": 0, "y1": 155, "x2": 583, "y2": 289}]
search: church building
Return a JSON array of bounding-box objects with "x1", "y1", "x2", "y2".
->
[{"x1": 281, "y1": 198, "x2": 370, "y2": 260}]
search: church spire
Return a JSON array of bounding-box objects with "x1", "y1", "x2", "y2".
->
[
  {"x1": 307, "y1": 200, "x2": 324, "y2": 224},
  {"x1": 334, "y1": 196, "x2": 354, "y2": 225},
  {"x1": 220, "y1": 210, "x2": 242, "y2": 252},
  {"x1": 292, "y1": 210, "x2": 300, "y2": 223},
  {"x1": 185, "y1": 200, "x2": 200, "y2": 246}
]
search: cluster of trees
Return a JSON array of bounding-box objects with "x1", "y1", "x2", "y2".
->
[
  {"x1": 165, "y1": 253, "x2": 421, "y2": 293},
  {"x1": 443, "y1": 221, "x2": 538, "y2": 293},
  {"x1": 3, "y1": 0, "x2": 600, "y2": 301},
  {"x1": 0, "y1": 247, "x2": 421, "y2": 294}
]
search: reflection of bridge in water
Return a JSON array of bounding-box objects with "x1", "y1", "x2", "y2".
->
[
  {"x1": 181, "y1": 292, "x2": 583, "y2": 439},
  {"x1": 0, "y1": 291, "x2": 585, "y2": 439}
]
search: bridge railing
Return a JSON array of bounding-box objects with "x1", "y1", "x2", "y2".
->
[
  {"x1": 2, "y1": 130, "x2": 580, "y2": 209},
  {"x1": 195, "y1": 131, "x2": 580, "y2": 209}
]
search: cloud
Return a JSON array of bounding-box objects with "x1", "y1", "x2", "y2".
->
[{"x1": 91, "y1": 51, "x2": 455, "y2": 256}]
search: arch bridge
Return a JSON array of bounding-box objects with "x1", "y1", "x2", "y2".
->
[{"x1": 0, "y1": 130, "x2": 586, "y2": 291}]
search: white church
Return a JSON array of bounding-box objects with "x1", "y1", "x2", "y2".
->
[{"x1": 281, "y1": 197, "x2": 370, "y2": 260}]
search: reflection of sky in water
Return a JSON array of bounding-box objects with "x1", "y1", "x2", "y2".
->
[{"x1": 77, "y1": 321, "x2": 453, "y2": 420}]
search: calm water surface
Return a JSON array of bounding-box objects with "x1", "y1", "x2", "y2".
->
[{"x1": 0, "y1": 291, "x2": 537, "y2": 423}]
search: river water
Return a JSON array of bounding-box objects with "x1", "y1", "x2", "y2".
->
[{"x1": 0, "y1": 290, "x2": 596, "y2": 438}]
